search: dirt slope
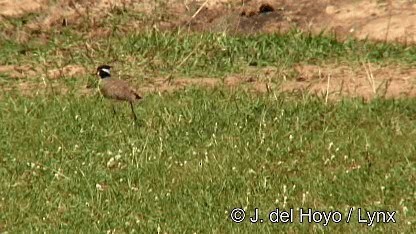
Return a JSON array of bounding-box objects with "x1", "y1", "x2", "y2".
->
[
  {"x1": 1, "y1": 0, "x2": 416, "y2": 99},
  {"x1": 2, "y1": 0, "x2": 416, "y2": 43}
]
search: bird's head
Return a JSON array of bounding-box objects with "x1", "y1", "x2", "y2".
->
[{"x1": 96, "y1": 65, "x2": 111, "y2": 79}]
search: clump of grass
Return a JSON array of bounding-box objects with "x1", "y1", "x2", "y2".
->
[
  {"x1": 0, "y1": 88, "x2": 415, "y2": 232},
  {"x1": 1, "y1": 29, "x2": 416, "y2": 79}
]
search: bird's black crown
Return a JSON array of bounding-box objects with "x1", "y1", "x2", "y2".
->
[{"x1": 97, "y1": 65, "x2": 111, "y2": 78}]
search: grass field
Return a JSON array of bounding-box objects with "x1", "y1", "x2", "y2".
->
[
  {"x1": 1, "y1": 87, "x2": 416, "y2": 232},
  {"x1": 1, "y1": 12, "x2": 416, "y2": 233}
]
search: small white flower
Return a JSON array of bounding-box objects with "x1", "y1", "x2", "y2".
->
[
  {"x1": 107, "y1": 157, "x2": 116, "y2": 168},
  {"x1": 328, "y1": 142, "x2": 333, "y2": 151},
  {"x1": 96, "y1": 184, "x2": 103, "y2": 191},
  {"x1": 403, "y1": 206, "x2": 408, "y2": 216},
  {"x1": 283, "y1": 196, "x2": 287, "y2": 208}
]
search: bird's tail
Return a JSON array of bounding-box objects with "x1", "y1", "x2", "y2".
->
[{"x1": 134, "y1": 92, "x2": 142, "y2": 100}]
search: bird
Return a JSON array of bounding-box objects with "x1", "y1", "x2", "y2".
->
[{"x1": 96, "y1": 65, "x2": 142, "y2": 121}]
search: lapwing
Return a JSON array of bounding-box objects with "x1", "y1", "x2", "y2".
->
[{"x1": 96, "y1": 65, "x2": 142, "y2": 121}]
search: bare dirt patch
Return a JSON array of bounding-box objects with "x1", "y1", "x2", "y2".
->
[
  {"x1": 2, "y1": 63, "x2": 416, "y2": 100},
  {"x1": 135, "y1": 63, "x2": 416, "y2": 100},
  {"x1": 0, "y1": 64, "x2": 86, "y2": 79},
  {"x1": 185, "y1": 0, "x2": 416, "y2": 43},
  {"x1": 0, "y1": 0, "x2": 162, "y2": 41},
  {"x1": 287, "y1": 63, "x2": 416, "y2": 100},
  {"x1": 0, "y1": 0, "x2": 45, "y2": 18},
  {"x1": 2, "y1": 0, "x2": 416, "y2": 99},
  {"x1": 3, "y1": 0, "x2": 416, "y2": 43}
]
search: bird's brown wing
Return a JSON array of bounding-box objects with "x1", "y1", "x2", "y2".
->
[{"x1": 100, "y1": 79, "x2": 142, "y2": 102}]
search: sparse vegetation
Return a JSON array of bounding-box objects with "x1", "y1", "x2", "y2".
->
[
  {"x1": 1, "y1": 0, "x2": 416, "y2": 233},
  {"x1": 2, "y1": 29, "x2": 416, "y2": 78}
]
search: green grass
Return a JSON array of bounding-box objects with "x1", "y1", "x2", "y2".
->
[
  {"x1": 1, "y1": 29, "x2": 416, "y2": 79},
  {"x1": 1, "y1": 88, "x2": 415, "y2": 232},
  {"x1": 1, "y1": 8, "x2": 416, "y2": 232}
]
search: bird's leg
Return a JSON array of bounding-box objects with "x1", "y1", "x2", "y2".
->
[
  {"x1": 112, "y1": 103, "x2": 117, "y2": 116},
  {"x1": 130, "y1": 102, "x2": 138, "y2": 121}
]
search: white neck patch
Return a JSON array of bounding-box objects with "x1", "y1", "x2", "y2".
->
[{"x1": 101, "y1": 68, "x2": 111, "y2": 75}]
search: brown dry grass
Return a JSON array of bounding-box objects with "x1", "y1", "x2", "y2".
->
[
  {"x1": 2, "y1": 63, "x2": 415, "y2": 101},
  {"x1": 3, "y1": 0, "x2": 416, "y2": 42}
]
